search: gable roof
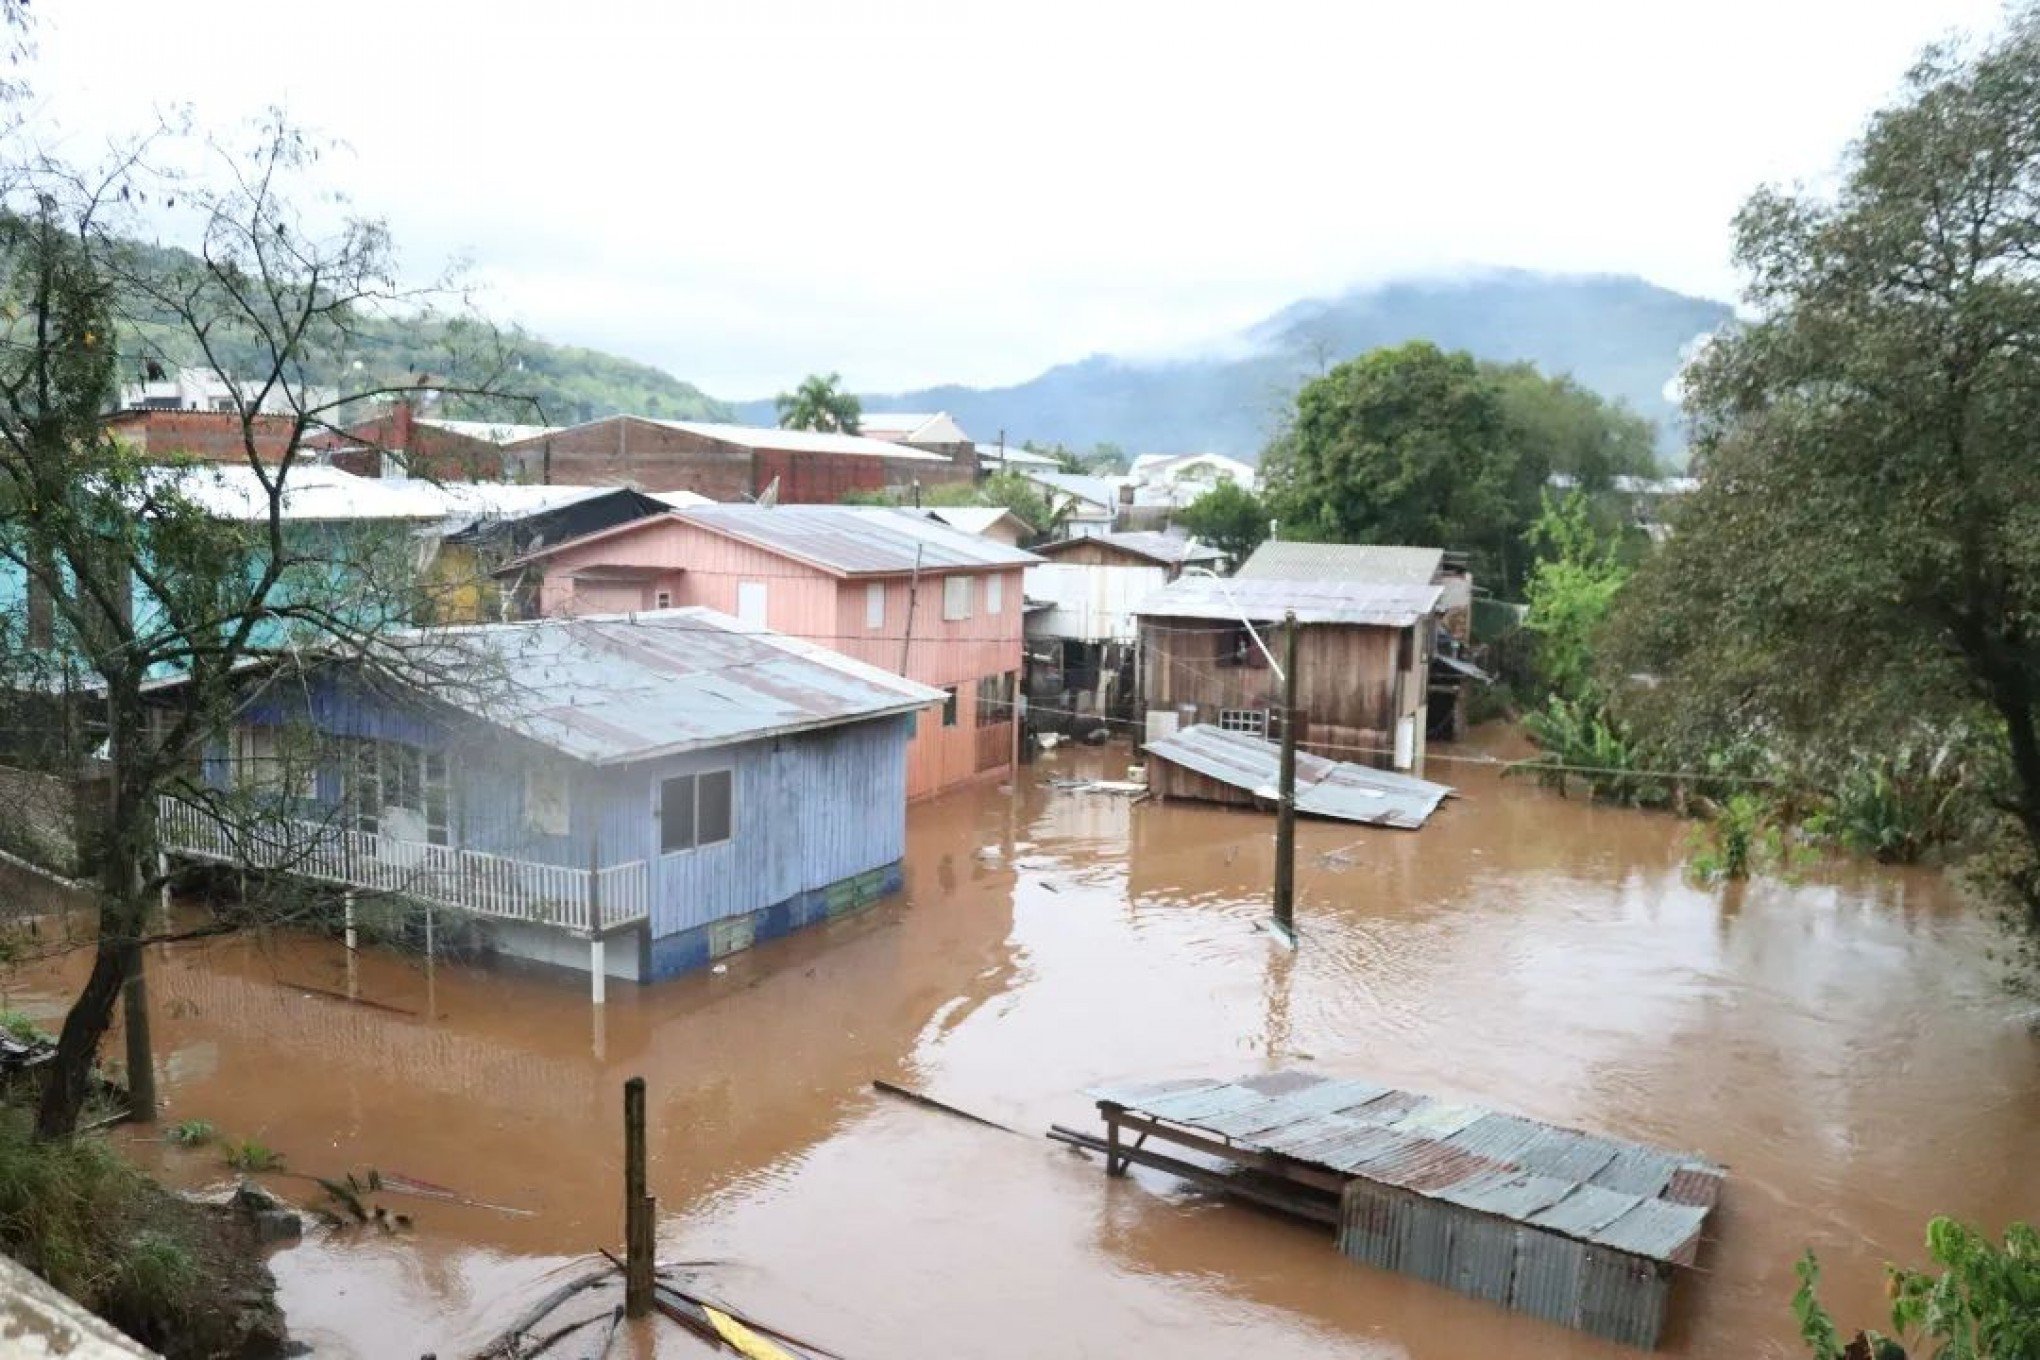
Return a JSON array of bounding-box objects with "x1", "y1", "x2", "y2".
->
[
  {"x1": 414, "y1": 418, "x2": 560, "y2": 445},
  {"x1": 399, "y1": 608, "x2": 943, "y2": 766},
  {"x1": 857, "y1": 412, "x2": 970, "y2": 445},
  {"x1": 921, "y1": 506, "x2": 1033, "y2": 537},
  {"x1": 1131, "y1": 574, "x2": 1441, "y2": 627},
  {"x1": 972, "y1": 442, "x2": 1062, "y2": 469},
  {"x1": 676, "y1": 504, "x2": 1038, "y2": 575},
  {"x1": 1035, "y1": 530, "x2": 1223, "y2": 568},
  {"x1": 1023, "y1": 469, "x2": 1122, "y2": 512},
  {"x1": 1235, "y1": 542, "x2": 1445, "y2": 585}
]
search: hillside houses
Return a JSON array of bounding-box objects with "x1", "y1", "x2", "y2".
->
[{"x1": 502, "y1": 503, "x2": 1037, "y2": 800}]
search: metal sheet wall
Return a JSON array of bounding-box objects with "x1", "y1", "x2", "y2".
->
[{"x1": 1338, "y1": 1181, "x2": 1674, "y2": 1349}]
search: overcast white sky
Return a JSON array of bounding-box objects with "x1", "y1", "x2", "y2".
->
[{"x1": 24, "y1": 0, "x2": 2007, "y2": 399}]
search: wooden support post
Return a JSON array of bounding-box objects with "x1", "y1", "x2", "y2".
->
[
  {"x1": 156, "y1": 851, "x2": 171, "y2": 934},
  {"x1": 624, "y1": 1077, "x2": 653, "y2": 1318},
  {"x1": 1103, "y1": 1104, "x2": 1125, "y2": 1177},
  {"x1": 343, "y1": 891, "x2": 359, "y2": 999},
  {"x1": 1273, "y1": 610, "x2": 1300, "y2": 938},
  {"x1": 588, "y1": 838, "x2": 606, "y2": 1008}
]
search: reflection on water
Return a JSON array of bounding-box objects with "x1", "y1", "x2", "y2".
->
[{"x1": 5, "y1": 734, "x2": 2038, "y2": 1358}]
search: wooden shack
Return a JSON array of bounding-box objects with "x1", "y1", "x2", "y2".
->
[{"x1": 1131, "y1": 575, "x2": 1440, "y2": 773}]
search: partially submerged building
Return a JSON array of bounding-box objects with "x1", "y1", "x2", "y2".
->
[
  {"x1": 153, "y1": 608, "x2": 943, "y2": 994},
  {"x1": 1132, "y1": 574, "x2": 1441, "y2": 773},
  {"x1": 502, "y1": 504, "x2": 1037, "y2": 800},
  {"x1": 1023, "y1": 532, "x2": 1223, "y2": 726},
  {"x1": 1235, "y1": 541, "x2": 1483, "y2": 738}
]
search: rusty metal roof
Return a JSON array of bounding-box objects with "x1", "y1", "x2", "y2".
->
[
  {"x1": 1236, "y1": 541, "x2": 1445, "y2": 585},
  {"x1": 1131, "y1": 574, "x2": 1441, "y2": 627},
  {"x1": 1142, "y1": 724, "x2": 1452, "y2": 828},
  {"x1": 677, "y1": 505, "x2": 1039, "y2": 575},
  {"x1": 1088, "y1": 1071, "x2": 1723, "y2": 1267},
  {"x1": 1036, "y1": 531, "x2": 1224, "y2": 567},
  {"x1": 397, "y1": 607, "x2": 944, "y2": 766}
]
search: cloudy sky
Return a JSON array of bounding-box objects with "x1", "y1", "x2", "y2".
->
[{"x1": 26, "y1": 0, "x2": 2006, "y2": 399}]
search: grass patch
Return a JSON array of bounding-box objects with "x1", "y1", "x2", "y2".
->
[
  {"x1": 0, "y1": 1009, "x2": 51, "y2": 1044},
  {"x1": 164, "y1": 1119, "x2": 214, "y2": 1148},
  {"x1": 0, "y1": 1101, "x2": 288, "y2": 1357},
  {"x1": 220, "y1": 1138, "x2": 283, "y2": 1173}
]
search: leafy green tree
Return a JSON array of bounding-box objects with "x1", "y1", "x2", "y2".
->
[
  {"x1": 0, "y1": 121, "x2": 510, "y2": 1138},
  {"x1": 1795, "y1": 1218, "x2": 2040, "y2": 1360},
  {"x1": 773, "y1": 372, "x2": 861, "y2": 434},
  {"x1": 1176, "y1": 481, "x2": 1269, "y2": 569},
  {"x1": 1522, "y1": 490, "x2": 1629, "y2": 700},
  {"x1": 1265, "y1": 342, "x2": 1652, "y2": 597},
  {"x1": 1601, "y1": 7, "x2": 2040, "y2": 975}
]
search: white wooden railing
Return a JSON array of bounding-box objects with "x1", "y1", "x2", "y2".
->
[{"x1": 156, "y1": 796, "x2": 649, "y2": 931}]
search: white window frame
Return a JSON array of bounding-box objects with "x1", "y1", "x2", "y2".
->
[
  {"x1": 658, "y1": 767, "x2": 735, "y2": 855},
  {"x1": 942, "y1": 575, "x2": 973, "y2": 621},
  {"x1": 1218, "y1": 708, "x2": 1268, "y2": 737},
  {"x1": 866, "y1": 581, "x2": 886, "y2": 629},
  {"x1": 985, "y1": 573, "x2": 1004, "y2": 616}
]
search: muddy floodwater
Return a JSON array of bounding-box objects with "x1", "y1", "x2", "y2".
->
[{"x1": 6, "y1": 730, "x2": 2039, "y2": 1358}]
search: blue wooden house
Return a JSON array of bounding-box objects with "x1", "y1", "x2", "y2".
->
[{"x1": 154, "y1": 607, "x2": 944, "y2": 995}]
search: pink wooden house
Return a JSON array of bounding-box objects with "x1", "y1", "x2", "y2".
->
[{"x1": 505, "y1": 504, "x2": 1038, "y2": 801}]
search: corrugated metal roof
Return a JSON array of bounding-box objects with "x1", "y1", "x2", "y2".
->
[
  {"x1": 394, "y1": 607, "x2": 944, "y2": 766},
  {"x1": 1090, "y1": 1070, "x2": 1723, "y2": 1268},
  {"x1": 921, "y1": 506, "x2": 1030, "y2": 537},
  {"x1": 1131, "y1": 575, "x2": 1442, "y2": 627},
  {"x1": 1037, "y1": 531, "x2": 1222, "y2": 567},
  {"x1": 972, "y1": 442, "x2": 1062, "y2": 468},
  {"x1": 653, "y1": 419, "x2": 948, "y2": 462},
  {"x1": 413, "y1": 418, "x2": 560, "y2": 445},
  {"x1": 1141, "y1": 724, "x2": 1452, "y2": 829},
  {"x1": 678, "y1": 505, "x2": 1039, "y2": 575},
  {"x1": 647, "y1": 489, "x2": 713, "y2": 509},
  {"x1": 426, "y1": 482, "x2": 612, "y2": 527},
  {"x1": 142, "y1": 464, "x2": 447, "y2": 522},
  {"x1": 1023, "y1": 469, "x2": 1124, "y2": 511},
  {"x1": 1236, "y1": 542, "x2": 1446, "y2": 585}
]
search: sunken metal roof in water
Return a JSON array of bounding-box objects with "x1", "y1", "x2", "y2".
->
[
  {"x1": 1130, "y1": 574, "x2": 1442, "y2": 627},
  {"x1": 398, "y1": 607, "x2": 944, "y2": 766},
  {"x1": 1086, "y1": 1071, "x2": 1724, "y2": 1267},
  {"x1": 1142, "y1": 724, "x2": 1452, "y2": 827},
  {"x1": 1235, "y1": 541, "x2": 1446, "y2": 584},
  {"x1": 677, "y1": 504, "x2": 1040, "y2": 575}
]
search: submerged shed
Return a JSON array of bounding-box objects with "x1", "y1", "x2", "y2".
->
[
  {"x1": 1141, "y1": 723, "x2": 1452, "y2": 828},
  {"x1": 1066, "y1": 1071, "x2": 1723, "y2": 1350}
]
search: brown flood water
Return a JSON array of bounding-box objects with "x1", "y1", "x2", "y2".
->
[{"x1": 4, "y1": 730, "x2": 2038, "y2": 1358}]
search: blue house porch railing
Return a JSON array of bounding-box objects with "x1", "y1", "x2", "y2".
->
[{"x1": 156, "y1": 795, "x2": 650, "y2": 932}]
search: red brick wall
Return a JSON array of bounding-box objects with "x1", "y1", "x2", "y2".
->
[
  {"x1": 501, "y1": 418, "x2": 755, "y2": 499},
  {"x1": 105, "y1": 411, "x2": 298, "y2": 464}
]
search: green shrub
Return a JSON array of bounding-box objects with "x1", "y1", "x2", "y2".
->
[
  {"x1": 163, "y1": 1120, "x2": 214, "y2": 1148},
  {"x1": 0, "y1": 1010, "x2": 51, "y2": 1045},
  {"x1": 1807, "y1": 749, "x2": 1975, "y2": 864},
  {"x1": 1688, "y1": 793, "x2": 1793, "y2": 881},
  {"x1": 1796, "y1": 1217, "x2": 2040, "y2": 1359},
  {"x1": 1511, "y1": 694, "x2": 1673, "y2": 808}
]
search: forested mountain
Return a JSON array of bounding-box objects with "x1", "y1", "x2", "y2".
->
[
  {"x1": 734, "y1": 272, "x2": 1732, "y2": 462},
  {"x1": 109, "y1": 239, "x2": 732, "y2": 427}
]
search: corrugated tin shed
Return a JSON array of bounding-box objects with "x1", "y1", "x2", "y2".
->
[
  {"x1": 396, "y1": 607, "x2": 944, "y2": 766},
  {"x1": 1083, "y1": 1071, "x2": 1724, "y2": 1349},
  {"x1": 1131, "y1": 575, "x2": 1442, "y2": 627},
  {"x1": 1235, "y1": 542, "x2": 1445, "y2": 584},
  {"x1": 676, "y1": 505, "x2": 1039, "y2": 575},
  {"x1": 1036, "y1": 531, "x2": 1223, "y2": 568},
  {"x1": 1143, "y1": 724, "x2": 1452, "y2": 827}
]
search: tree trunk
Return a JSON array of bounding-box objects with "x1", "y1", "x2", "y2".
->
[{"x1": 34, "y1": 935, "x2": 128, "y2": 1139}]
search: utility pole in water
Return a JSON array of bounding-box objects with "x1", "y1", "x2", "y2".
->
[{"x1": 1272, "y1": 610, "x2": 1300, "y2": 941}]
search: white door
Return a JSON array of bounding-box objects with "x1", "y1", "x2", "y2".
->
[{"x1": 736, "y1": 581, "x2": 768, "y2": 628}]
